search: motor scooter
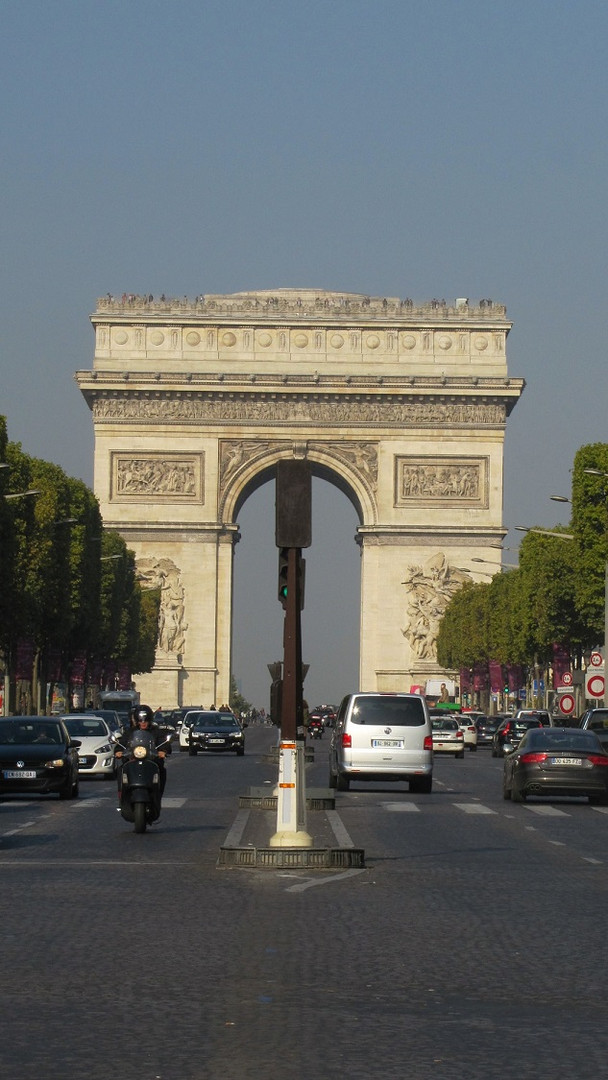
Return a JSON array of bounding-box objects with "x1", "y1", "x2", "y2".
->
[
  {"x1": 308, "y1": 718, "x2": 323, "y2": 740},
  {"x1": 115, "y1": 730, "x2": 170, "y2": 833}
]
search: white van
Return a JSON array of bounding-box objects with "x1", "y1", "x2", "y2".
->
[{"x1": 329, "y1": 692, "x2": 433, "y2": 793}]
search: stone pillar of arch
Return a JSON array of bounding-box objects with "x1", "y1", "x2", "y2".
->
[{"x1": 76, "y1": 289, "x2": 524, "y2": 705}]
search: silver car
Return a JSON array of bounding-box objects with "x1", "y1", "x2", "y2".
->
[{"x1": 329, "y1": 692, "x2": 433, "y2": 793}]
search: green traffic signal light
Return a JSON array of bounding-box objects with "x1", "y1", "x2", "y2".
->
[{"x1": 278, "y1": 548, "x2": 289, "y2": 607}]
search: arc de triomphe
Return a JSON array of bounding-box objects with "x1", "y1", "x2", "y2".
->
[{"x1": 76, "y1": 289, "x2": 523, "y2": 706}]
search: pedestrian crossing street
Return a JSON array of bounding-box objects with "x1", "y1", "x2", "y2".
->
[{"x1": 381, "y1": 800, "x2": 608, "y2": 817}]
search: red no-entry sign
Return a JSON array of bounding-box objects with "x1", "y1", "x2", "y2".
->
[
  {"x1": 586, "y1": 673, "x2": 605, "y2": 699},
  {"x1": 558, "y1": 693, "x2": 576, "y2": 715}
]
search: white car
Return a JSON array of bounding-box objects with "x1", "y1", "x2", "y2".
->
[
  {"x1": 456, "y1": 714, "x2": 478, "y2": 751},
  {"x1": 61, "y1": 714, "x2": 117, "y2": 779},
  {"x1": 431, "y1": 717, "x2": 465, "y2": 757},
  {"x1": 178, "y1": 710, "x2": 200, "y2": 752}
]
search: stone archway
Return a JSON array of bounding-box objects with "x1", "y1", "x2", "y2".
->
[{"x1": 76, "y1": 288, "x2": 523, "y2": 705}]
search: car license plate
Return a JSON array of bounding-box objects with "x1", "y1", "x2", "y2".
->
[
  {"x1": 372, "y1": 739, "x2": 403, "y2": 748},
  {"x1": 78, "y1": 757, "x2": 88, "y2": 764},
  {"x1": 3, "y1": 770, "x2": 37, "y2": 779},
  {"x1": 209, "y1": 738, "x2": 225, "y2": 744},
  {"x1": 548, "y1": 757, "x2": 583, "y2": 766}
]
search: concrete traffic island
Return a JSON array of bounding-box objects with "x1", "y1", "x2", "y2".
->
[
  {"x1": 217, "y1": 809, "x2": 365, "y2": 868},
  {"x1": 218, "y1": 736, "x2": 364, "y2": 870}
]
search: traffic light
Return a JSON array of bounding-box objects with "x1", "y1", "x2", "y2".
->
[
  {"x1": 278, "y1": 548, "x2": 289, "y2": 607},
  {"x1": 277, "y1": 548, "x2": 306, "y2": 609}
]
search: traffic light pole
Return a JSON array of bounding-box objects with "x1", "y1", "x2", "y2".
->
[
  {"x1": 270, "y1": 546, "x2": 311, "y2": 847},
  {"x1": 271, "y1": 460, "x2": 313, "y2": 848}
]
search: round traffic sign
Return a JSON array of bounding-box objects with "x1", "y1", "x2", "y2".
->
[
  {"x1": 558, "y1": 693, "x2": 576, "y2": 715},
  {"x1": 587, "y1": 673, "x2": 605, "y2": 698},
  {"x1": 561, "y1": 671, "x2": 573, "y2": 686},
  {"x1": 590, "y1": 651, "x2": 604, "y2": 667}
]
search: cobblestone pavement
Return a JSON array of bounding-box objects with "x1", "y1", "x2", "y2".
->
[{"x1": 1, "y1": 727, "x2": 607, "y2": 1079}]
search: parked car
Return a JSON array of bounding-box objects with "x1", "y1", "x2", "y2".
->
[
  {"x1": 503, "y1": 726, "x2": 608, "y2": 804},
  {"x1": 491, "y1": 716, "x2": 543, "y2": 757},
  {"x1": 474, "y1": 715, "x2": 501, "y2": 746},
  {"x1": 0, "y1": 717, "x2": 80, "y2": 799},
  {"x1": 431, "y1": 716, "x2": 465, "y2": 757},
  {"x1": 61, "y1": 714, "x2": 117, "y2": 779},
  {"x1": 329, "y1": 692, "x2": 433, "y2": 793},
  {"x1": 187, "y1": 711, "x2": 245, "y2": 755},
  {"x1": 579, "y1": 708, "x2": 608, "y2": 751}
]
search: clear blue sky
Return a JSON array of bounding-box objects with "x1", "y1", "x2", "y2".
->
[{"x1": 1, "y1": 0, "x2": 607, "y2": 708}]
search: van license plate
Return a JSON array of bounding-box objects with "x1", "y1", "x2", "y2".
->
[{"x1": 372, "y1": 739, "x2": 403, "y2": 748}]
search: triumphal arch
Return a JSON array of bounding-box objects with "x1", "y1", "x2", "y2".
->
[{"x1": 75, "y1": 289, "x2": 524, "y2": 706}]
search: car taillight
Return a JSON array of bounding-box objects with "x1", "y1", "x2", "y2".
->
[
  {"x1": 503, "y1": 723, "x2": 511, "y2": 735},
  {"x1": 467, "y1": 726, "x2": 476, "y2": 732},
  {"x1": 341, "y1": 733, "x2": 352, "y2": 748},
  {"x1": 588, "y1": 755, "x2": 608, "y2": 767},
  {"x1": 456, "y1": 731, "x2": 464, "y2": 739},
  {"x1": 519, "y1": 752, "x2": 548, "y2": 763},
  {"x1": 424, "y1": 735, "x2": 433, "y2": 751}
]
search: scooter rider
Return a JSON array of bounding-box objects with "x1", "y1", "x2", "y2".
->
[{"x1": 116, "y1": 704, "x2": 171, "y2": 795}]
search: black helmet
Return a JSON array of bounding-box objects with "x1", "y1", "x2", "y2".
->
[{"x1": 135, "y1": 704, "x2": 154, "y2": 725}]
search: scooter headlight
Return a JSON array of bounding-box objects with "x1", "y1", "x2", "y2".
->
[{"x1": 133, "y1": 745, "x2": 148, "y2": 759}]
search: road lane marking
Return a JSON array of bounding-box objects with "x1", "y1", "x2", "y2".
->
[
  {"x1": 326, "y1": 808, "x2": 356, "y2": 847},
  {"x1": 285, "y1": 868, "x2": 365, "y2": 892},
  {"x1": 160, "y1": 798, "x2": 186, "y2": 807},
  {"x1": 525, "y1": 805, "x2": 569, "y2": 816},
  {"x1": 453, "y1": 803, "x2": 497, "y2": 815},
  {"x1": 223, "y1": 808, "x2": 250, "y2": 848},
  {"x1": 1, "y1": 820, "x2": 36, "y2": 837},
  {"x1": 381, "y1": 802, "x2": 420, "y2": 812}
]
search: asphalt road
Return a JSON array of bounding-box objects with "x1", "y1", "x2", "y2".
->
[{"x1": 1, "y1": 725, "x2": 607, "y2": 1080}]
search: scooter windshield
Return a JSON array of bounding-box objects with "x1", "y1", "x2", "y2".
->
[{"x1": 129, "y1": 730, "x2": 157, "y2": 755}]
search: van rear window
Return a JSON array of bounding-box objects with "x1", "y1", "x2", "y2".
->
[{"x1": 351, "y1": 698, "x2": 425, "y2": 727}]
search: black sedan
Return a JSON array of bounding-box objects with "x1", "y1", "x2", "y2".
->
[
  {"x1": 187, "y1": 711, "x2": 245, "y2": 755},
  {"x1": 503, "y1": 727, "x2": 608, "y2": 804},
  {"x1": 475, "y1": 715, "x2": 500, "y2": 746},
  {"x1": 491, "y1": 716, "x2": 543, "y2": 757},
  {"x1": 0, "y1": 717, "x2": 80, "y2": 799}
]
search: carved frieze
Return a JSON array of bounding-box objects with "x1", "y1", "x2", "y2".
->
[
  {"x1": 111, "y1": 452, "x2": 204, "y2": 502},
  {"x1": 395, "y1": 456, "x2": 488, "y2": 508},
  {"x1": 401, "y1": 553, "x2": 469, "y2": 662},
  {"x1": 94, "y1": 396, "x2": 506, "y2": 426}
]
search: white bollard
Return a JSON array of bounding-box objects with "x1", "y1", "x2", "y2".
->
[{"x1": 269, "y1": 740, "x2": 313, "y2": 847}]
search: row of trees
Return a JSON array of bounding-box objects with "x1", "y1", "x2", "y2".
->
[
  {"x1": 436, "y1": 443, "x2": 608, "y2": 704},
  {"x1": 0, "y1": 416, "x2": 159, "y2": 714}
]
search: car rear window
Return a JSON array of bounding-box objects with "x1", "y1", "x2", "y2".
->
[
  {"x1": 351, "y1": 697, "x2": 426, "y2": 727},
  {"x1": 432, "y1": 718, "x2": 459, "y2": 731},
  {"x1": 527, "y1": 729, "x2": 602, "y2": 752}
]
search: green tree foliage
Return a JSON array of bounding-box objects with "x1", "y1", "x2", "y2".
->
[
  {"x1": 571, "y1": 444, "x2": 608, "y2": 640},
  {"x1": 230, "y1": 675, "x2": 251, "y2": 715},
  {"x1": 437, "y1": 580, "x2": 491, "y2": 669},
  {"x1": 0, "y1": 417, "x2": 156, "y2": 695}
]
